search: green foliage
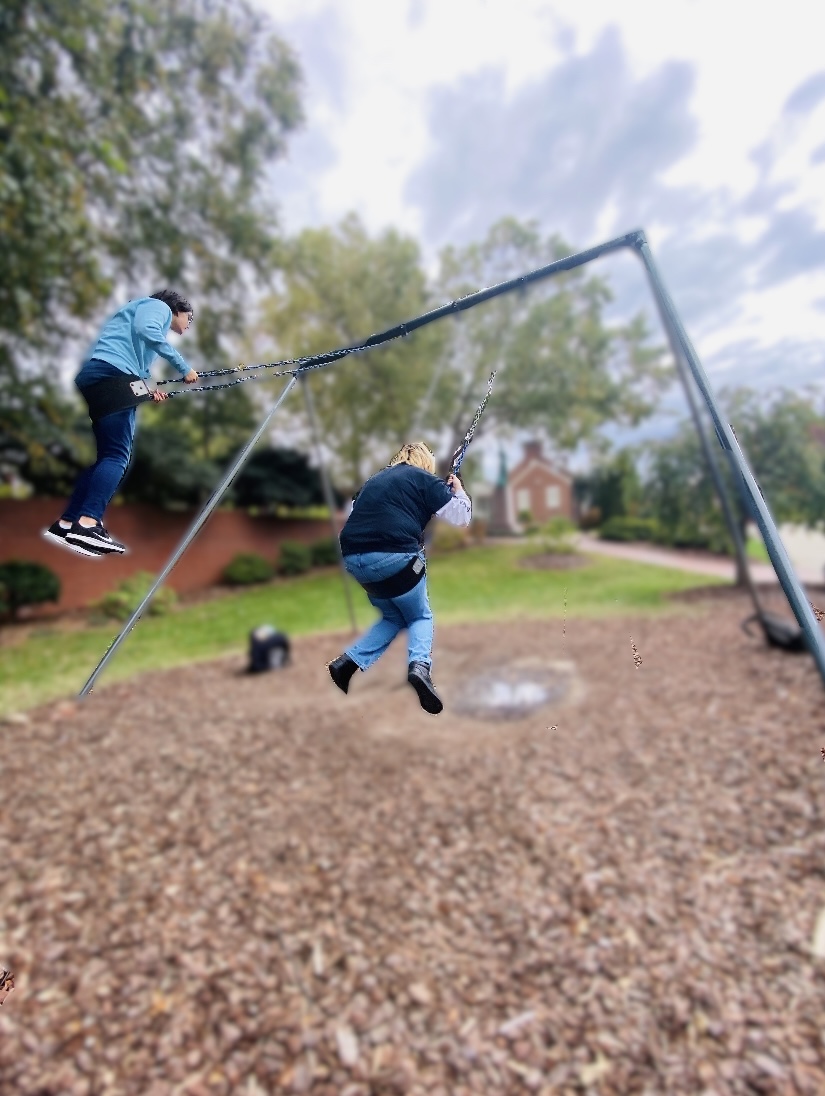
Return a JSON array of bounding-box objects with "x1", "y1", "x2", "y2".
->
[
  {"x1": 151, "y1": 385, "x2": 259, "y2": 466},
  {"x1": 599, "y1": 516, "x2": 661, "y2": 542},
  {"x1": 429, "y1": 523, "x2": 469, "y2": 554},
  {"x1": 231, "y1": 447, "x2": 327, "y2": 511},
  {"x1": 309, "y1": 537, "x2": 339, "y2": 567},
  {"x1": 120, "y1": 427, "x2": 220, "y2": 509},
  {"x1": 576, "y1": 449, "x2": 643, "y2": 525},
  {"x1": 257, "y1": 214, "x2": 447, "y2": 485},
  {"x1": 278, "y1": 541, "x2": 311, "y2": 575},
  {"x1": 93, "y1": 572, "x2": 177, "y2": 621},
  {"x1": 222, "y1": 553, "x2": 275, "y2": 586},
  {"x1": 535, "y1": 516, "x2": 578, "y2": 555},
  {"x1": 430, "y1": 218, "x2": 669, "y2": 468},
  {"x1": 0, "y1": 560, "x2": 61, "y2": 619},
  {"x1": 1, "y1": 0, "x2": 303, "y2": 491},
  {"x1": 640, "y1": 387, "x2": 825, "y2": 554},
  {"x1": 0, "y1": 376, "x2": 94, "y2": 496}
]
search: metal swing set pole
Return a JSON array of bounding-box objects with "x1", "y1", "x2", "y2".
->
[
  {"x1": 632, "y1": 232, "x2": 825, "y2": 686},
  {"x1": 78, "y1": 375, "x2": 299, "y2": 697}
]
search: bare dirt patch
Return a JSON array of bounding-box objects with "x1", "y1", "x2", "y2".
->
[{"x1": 2, "y1": 595, "x2": 825, "y2": 1093}]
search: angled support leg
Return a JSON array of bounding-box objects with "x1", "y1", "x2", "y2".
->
[{"x1": 78, "y1": 376, "x2": 299, "y2": 698}]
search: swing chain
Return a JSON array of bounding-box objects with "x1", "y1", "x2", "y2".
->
[{"x1": 450, "y1": 371, "x2": 497, "y2": 476}]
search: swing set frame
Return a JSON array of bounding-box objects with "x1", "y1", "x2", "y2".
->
[{"x1": 77, "y1": 228, "x2": 825, "y2": 698}]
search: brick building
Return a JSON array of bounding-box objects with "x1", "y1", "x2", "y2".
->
[
  {"x1": 474, "y1": 441, "x2": 576, "y2": 532},
  {"x1": 507, "y1": 440, "x2": 575, "y2": 526}
]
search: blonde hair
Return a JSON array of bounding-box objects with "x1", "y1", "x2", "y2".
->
[{"x1": 388, "y1": 441, "x2": 436, "y2": 474}]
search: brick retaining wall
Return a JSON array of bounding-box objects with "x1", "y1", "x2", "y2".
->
[{"x1": 0, "y1": 499, "x2": 335, "y2": 613}]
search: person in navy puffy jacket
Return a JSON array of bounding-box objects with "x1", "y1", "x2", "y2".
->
[{"x1": 328, "y1": 441, "x2": 471, "y2": 715}]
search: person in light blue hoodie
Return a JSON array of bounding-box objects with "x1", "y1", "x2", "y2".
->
[{"x1": 43, "y1": 289, "x2": 199, "y2": 558}]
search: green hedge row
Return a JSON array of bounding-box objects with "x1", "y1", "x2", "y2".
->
[{"x1": 222, "y1": 537, "x2": 340, "y2": 586}]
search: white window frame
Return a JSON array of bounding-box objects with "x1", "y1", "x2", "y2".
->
[
  {"x1": 545, "y1": 485, "x2": 561, "y2": 510},
  {"x1": 516, "y1": 487, "x2": 531, "y2": 514}
]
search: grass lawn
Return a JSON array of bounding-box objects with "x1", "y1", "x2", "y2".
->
[
  {"x1": 746, "y1": 533, "x2": 771, "y2": 564},
  {"x1": 0, "y1": 546, "x2": 726, "y2": 715}
]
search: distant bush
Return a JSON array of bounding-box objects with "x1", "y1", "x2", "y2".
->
[
  {"x1": 468, "y1": 518, "x2": 488, "y2": 543},
  {"x1": 653, "y1": 523, "x2": 732, "y2": 556},
  {"x1": 309, "y1": 537, "x2": 339, "y2": 568},
  {"x1": 599, "y1": 516, "x2": 661, "y2": 542},
  {"x1": 278, "y1": 541, "x2": 312, "y2": 576},
  {"x1": 430, "y1": 523, "x2": 469, "y2": 554},
  {"x1": 94, "y1": 572, "x2": 177, "y2": 621},
  {"x1": 536, "y1": 517, "x2": 578, "y2": 555},
  {"x1": 0, "y1": 560, "x2": 61, "y2": 620},
  {"x1": 222, "y1": 553, "x2": 275, "y2": 586}
]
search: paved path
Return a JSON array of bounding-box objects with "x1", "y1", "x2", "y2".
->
[{"x1": 573, "y1": 533, "x2": 823, "y2": 586}]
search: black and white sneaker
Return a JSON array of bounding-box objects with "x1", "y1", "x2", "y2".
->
[
  {"x1": 42, "y1": 521, "x2": 105, "y2": 558},
  {"x1": 65, "y1": 522, "x2": 127, "y2": 556}
]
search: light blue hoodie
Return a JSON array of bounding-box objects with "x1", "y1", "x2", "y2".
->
[{"x1": 78, "y1": 297, "x2": 191, "y2": 385}]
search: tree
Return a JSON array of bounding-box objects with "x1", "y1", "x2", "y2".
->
[
  {"x1": 1, "y1": 0, "x2": 303, "y2": 487},
  {"x1": 427, "y1": 218, "x2": 669, "y2": 471},
  {"x1": 120, "y1": 426, "x2": 220, "y2": 509},
  {"x1": 0, "y1": 372, "x2": 93, "y2": 496},
  {"x1": 575, "y1": 448, "x2": 643, "y2": 526},
  {"x1": 256, "y1": 214, "x2": 446, "y2": 486},
  {"x1": 230, "y1": 447, "x2": 327, "y2": 510},
  {"x1": 641, "y1": 387, "x2": 825, "y2": 555},
  {"x1": 643, "y1": 427, "x2": 730, "y2": 551}
]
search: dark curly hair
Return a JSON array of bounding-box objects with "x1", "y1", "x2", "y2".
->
[{"x1": 151, "y1": 289, "x2": 193, "y2": 316}]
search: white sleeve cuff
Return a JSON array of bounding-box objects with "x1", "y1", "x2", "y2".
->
[{"x1": 435, "y1": 491, "x2": 472, "y2": 527}]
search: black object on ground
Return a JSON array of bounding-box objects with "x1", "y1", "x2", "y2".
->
[{"x1": 248, "y1": 625, "x2": 291, "y2": 672}]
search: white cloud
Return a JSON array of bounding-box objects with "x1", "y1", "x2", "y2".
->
[{"x1": 262, "y1": 0, "x2": 825, "y2": 399}]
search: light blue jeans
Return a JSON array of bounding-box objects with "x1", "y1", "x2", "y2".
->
[{"x1": 344, "y1": 550, "x2": 433, "y2": 670}]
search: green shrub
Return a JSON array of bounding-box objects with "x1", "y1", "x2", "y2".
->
[
  {"x1": 278, "y1": 541, "x2": 312, "y2": 576},
  {"x1": 653, "y1": 523, "x2": 733, "y2": 556},
  {"x1": 468, "y1": 517, "x2": 488, "y2": 542},
  {"x1": 222, "y1": 553, "x2": 275, "y2": 586},
  {"x1": 599, "y1": 516, "x2": 661, "y2": 542},
  {"x1": 309, "y1": 537, "x2": 339, "y2": 568},
  {"x1": 535, "y1": 516, "x2": 578, "y2": 555},
  {"x1": 94, "y1": 572, "x2": 178, "y2": 621},
  {"x1": 0, "y1": 560, "x2": 61, "y2": 619},
  {"x1": 430, "y1": 523, "x2": 469, "y2": 554}
]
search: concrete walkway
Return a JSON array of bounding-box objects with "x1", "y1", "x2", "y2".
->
[{"x1": 572, "y1": 533, "x2": 824, "y2": 586}]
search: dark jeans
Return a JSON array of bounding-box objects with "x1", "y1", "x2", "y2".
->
[{"x1": 62, "y1": 405, "x2": 136, "y2": 523}]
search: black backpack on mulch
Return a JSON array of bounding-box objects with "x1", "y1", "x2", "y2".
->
[{"x1": 247, "y1": 625, "x2": 291, "y2": 672}]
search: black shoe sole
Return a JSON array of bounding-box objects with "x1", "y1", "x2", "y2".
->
[
  {"x1": 41, "y1": 529, "x2": 105, "y2": 558},
  {"x1": 408, "y1": 672, "x2": 444, "y2": 715},
  {"x1": 65, "y1": 534, "x2": 126, "y2": 555}
]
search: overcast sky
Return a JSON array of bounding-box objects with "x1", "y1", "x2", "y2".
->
[{"x1": 260, "y1": 0, "x2": 825, "y2": 457}]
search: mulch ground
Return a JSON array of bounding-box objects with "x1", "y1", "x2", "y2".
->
[{"x1": 2, "y1": 589, "x2": 825, "y2": 1095}]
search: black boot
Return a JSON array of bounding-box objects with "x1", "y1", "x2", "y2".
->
[
  {"x1": 328, "y1": 653, "x2": 359, "y2": 694},
  {"x1": 407, "y1": 661, "x2": 443, "y2": 715}
]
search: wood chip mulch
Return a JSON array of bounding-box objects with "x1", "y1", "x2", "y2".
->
[{"x1": 1, "y1": 589, "x2": 825, "y2": 1095}]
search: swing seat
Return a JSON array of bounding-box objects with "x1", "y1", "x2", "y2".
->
[
  {"x1": 81, "y1": 375, "x2": 154, "y2": 422},
  {"x1": 360, "y1": 555, "x2": 425, "y2": 599},
  {"x1": 740, "y1": 612, "x2": 807, "y2": 652}
]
